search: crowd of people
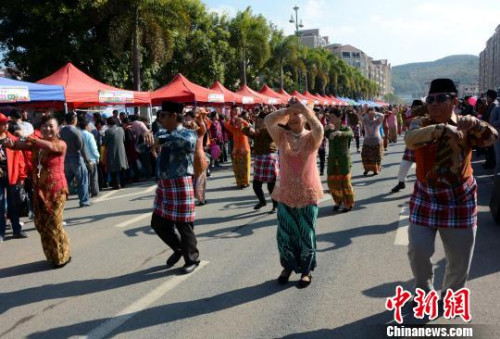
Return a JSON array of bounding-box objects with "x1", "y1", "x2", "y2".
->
[{"x1": 2, "y1": 79, "x2": 500, "y2": 302}]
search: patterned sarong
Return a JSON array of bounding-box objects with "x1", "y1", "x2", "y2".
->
[
  {"x1": 232, "y1": 151, "x2": 250, "y2": 186},
  {"x1": 409, "y1": 176, "x2": 477, "y2": 228},
  {"x1": 402, "y1": 147, "x2": 416, "y2": 162},
  {"x1": 361, "y1": 143, "x2": 384, "y2": 172},
  {"x1": 34, "y1": 192, "x2": 71, "y2": 266},
  {"x1": 153, "y1": 177, "x2": 195, "y2": 223},
  {"x1": 276, "y1": 203, "x2": 318, "y2": 274},
  {"x1": 327, "y1": 174, "x2": 355, "y2": 208},
  {"x1": 254, "y1": 153, "x2": 279, "y2": 182}
]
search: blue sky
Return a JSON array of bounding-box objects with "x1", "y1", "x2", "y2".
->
[{"x1": 204, "y1": 0, "x2": 500, "y2": 66}]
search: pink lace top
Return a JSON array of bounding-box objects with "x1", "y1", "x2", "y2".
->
[{"x1": 265, "y1": 109, "x2": 324, "y2": 208}]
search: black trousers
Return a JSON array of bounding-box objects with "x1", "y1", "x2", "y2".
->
[
  {"x1": 151, "y1": 213, "x2": 200, "y2": 265},
  {"x1": 110, "y1": 170, "x2": 126, "y2": 189},
  {"x1": 485, "y1": 146, "x2": 496, "y2": 167},
  {"x1": 253, "y1": 179, "x2": 277, "y2": 207},
  {"x1": 318, "y1": 148, "x2": 326, "y2": 174}
]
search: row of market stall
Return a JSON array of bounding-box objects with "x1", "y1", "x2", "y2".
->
[{"x1": 0, "y1": 63, "x2": 389, "y2": 109}]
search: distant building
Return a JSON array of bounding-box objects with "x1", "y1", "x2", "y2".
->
[
  {"x1": 297, "y1": 29, "x2": 328, "y2": 49},
  {"x1": 479, "y1": 24, "x2": 500, "y2": 94},
  {"x1": 327, "y1": 43, "x2": 392, "y2": 97},
  {"x1": 458, "y1": 83, "x2": 479, "y2": 97}
]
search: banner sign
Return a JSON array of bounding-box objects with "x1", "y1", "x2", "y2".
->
[
  {"x1": 267, "y1": 98, "x2": 279, "y2": 105},
  {"x1": 207, "y1": 93, "x2": 225, "y2": 103},
  {"x1": 242, "y1": 96, "x2": 254, "y2": 104},
  {"x1": 98, "y1": 90, "x2": 134, "y2": 104},
  {"x1": 0, "y1": 86, "x2": 30, "y2": 102}
]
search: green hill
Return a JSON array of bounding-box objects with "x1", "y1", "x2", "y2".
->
[{"x1": 392, "y1": 55, "x2": 479, "y2": 98}]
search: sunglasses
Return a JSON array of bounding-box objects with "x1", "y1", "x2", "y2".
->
[{"x1": 425, "y1": 94, "x2": 451, "y2": 104}]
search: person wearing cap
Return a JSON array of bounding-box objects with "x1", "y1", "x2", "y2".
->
[
  {"x1": 242, "y1": 111, "x2": 279, "y2": 213},
  {"x1": 0, "y1": 113, "x2": 28, "y2": 242},
  {"x1": 391, "y1": 100, "x2": 424, "y2": 193},
  {"x1": 405, "y1": 78, "x2": 498, "y2": 296},
  {"x1": 150, "y1": 102, "x2": 200, "y2": 274}
]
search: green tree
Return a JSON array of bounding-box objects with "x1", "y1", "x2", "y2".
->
[{"x1": 228, "y1": 7, "x2": 270, "y2": 86}]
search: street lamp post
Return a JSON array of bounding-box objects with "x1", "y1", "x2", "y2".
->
[{"x1": 289, "y1": 5, "x2": 304, "y2": 92}]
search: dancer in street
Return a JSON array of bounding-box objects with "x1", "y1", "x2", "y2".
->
[
  {"x1": 150, "y1": 103, "x2": 200, "y2": 274},
  {"x1": 391, "y1": 100, "x2": 425, "y2": 193},
  {"x1": 4, "y1": 115, "x2": 71, "y2": 267},
  {"x1": 265, "y1": 98, "x2": 324, "y2": 288},
  {"x1": 405, "y1": 79, "x2": 497, "y2": 298},
  {"x1": 225, "y1": 111, "x2": 251, "y2": 188},
  {"x1": 361, "y1": 107, "x2": 384, "y2": 176},
  {"x1": 325, "y1": 109, "x2": 354, "y2": 212},
  {"x1": 242, "y1": 112, "x2": 279, "y2": 213}
]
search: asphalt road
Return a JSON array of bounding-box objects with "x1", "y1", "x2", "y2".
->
[{"x1": 1, "y1": 139, "x2": 499, "y2": 339}]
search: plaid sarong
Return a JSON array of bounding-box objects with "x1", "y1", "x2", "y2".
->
[
  {"x1": 153, "y1": 177, "x2": 195, "y2": 223},
  {"x1": 409, "y1": 176, "x2": 477, "y2": 228},
  {"x1": 402, "y1": 147, "x2": 416, "y2": 162},
  {"x1": 254, "y1": 153, "x2": 279, "y2": 182}
]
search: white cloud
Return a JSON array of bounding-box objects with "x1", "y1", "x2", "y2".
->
[{"x1": 208, "y1": 4, "x2": 237, "y2": 18}]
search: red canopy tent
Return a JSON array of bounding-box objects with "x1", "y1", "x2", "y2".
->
[
  {"x1": 37, "y1": 63, "x2": 151, "y2": 108},
  {"x1": 315, "y1": 94, "x2": 331, "y2": 106},
  {"x1": 151, "y1": 73, "x2": 224, "y2": 105},
  {"x1": 290, "y1": 91, "x2": 310, "y2": 105},
  {"x1": 209, "y1": 81, "x2": 245, "y2": 105},
  {"x1": 235, "y1": 85, "x2": 281, "y2": 105},
  {"x1": 278, "y1": 88, "x2": 293, "y2": 101},
  {"x1": 259, "y1": 84, "x2": 287, "y2": 103},
  {"x1": 303, "y1": 91, "x2": 320, "y2": 105}
]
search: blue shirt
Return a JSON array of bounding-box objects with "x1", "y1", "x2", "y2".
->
[
  {"x1": 80, "y1": 129, "x2": 100, "y2": 164},
  {"x1": 156, "y1": 125, "x2": 197, "y2": 179}
]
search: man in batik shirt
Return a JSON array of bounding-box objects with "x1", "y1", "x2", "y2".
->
[
  {"x1": 151, "y1": 102, "x2": 200, "y2": 274},
  {"x1": 405, "y1": 78, "x2": 497, "y2": 296}
]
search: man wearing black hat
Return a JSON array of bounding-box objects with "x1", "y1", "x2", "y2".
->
[
  {"x1": 150, "y1": 102, "x2": 200, "y2": 274},
  {"x1": 405, "y1": 79, "x2": 497, "y2": 298},
  {"x1": 391, "y1": 100, "x2": 424, "y2": 193},
  {"x1": 482, "y1": 89, "x2": 499, "y2": 169}
]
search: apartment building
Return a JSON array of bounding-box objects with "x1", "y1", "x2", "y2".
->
[{"x1": 479, "y1": 24, "x2": 500, "y2": 94}]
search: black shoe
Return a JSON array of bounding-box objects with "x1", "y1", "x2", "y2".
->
[
  {"x1": 12, "y1": 232, "x2": 28, "y2": 239},
  {"x1": 333, "y1": 204, "x2": 341, "y2": 211},
  {"x1": 342, "y1": 207, "x2": 352, "y2": 213},
  {"x1": 166, "y1": 252, "x2": 182, "y2": 268},
  {"x1": 269, "y1": 207, "x2": 277, "y2": 214},
  {"x1": 197, "y1": 200, "x2": 207, "y2": 206},
  {"x1": 391, "y1": 182, "x2": 406, "y2": 193},
  {"x1": 53, "y1": 257, "x2": 71, "y2": 269},
  {"x1": 182, "y1": 262, "x2": 200, "y2": 274},
  {"x1": 363, "y1": 171, "x2": 368, "y2": 176},
  {"x1": 277, "y1": 270, "x2": 291, "y2": 285},
  {"x1": 320, "y1": 172, "x2": 324, "y2": 176},
  {"x1": 80, "y1": 202, "x2": 92, "y2": 208},
  {"x1": 298, "y1": 273, "x2": 312, "y2": 288},
  {"x1": 254, "y1": 202, "x2": 267, "y2": 210},
  {"x1": 373, "y1": 172, "x2": 379, "y2": 176}
]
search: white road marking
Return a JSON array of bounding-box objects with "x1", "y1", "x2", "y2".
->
[
  {"x1": 93, "y1": 190, "x2": 118, "y2": 203},
  {"x1": 115, "y1": 213, "x2": 151, "y2": 228},
  {"x1": 74, "y1": 261, "x2": 209, "y2": 339},
  {"x1": 394, "y1": 206, "x2": 409, "y2": 246},
  {"x1": 98, "y1": 184, "x2": 157, "y2": 203}
]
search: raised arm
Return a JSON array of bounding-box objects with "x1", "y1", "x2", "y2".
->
[
  {"x1": 303, "y1": 106, "x2": 324, "y2": 149},
  {"x1": 264, "y1": 108, "x2": 289, "y2": 144}
]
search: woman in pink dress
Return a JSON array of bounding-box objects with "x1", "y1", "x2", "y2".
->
[{"x1": 265, "y1": 99, "x2": 324, "y2": 288}]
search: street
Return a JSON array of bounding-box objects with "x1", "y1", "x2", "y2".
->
[{"x1": 1, "y1": 140, "x2": 500, "y2": 339}]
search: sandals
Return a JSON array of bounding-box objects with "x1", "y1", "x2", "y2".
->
[
  {"x1": 277, "y1": 270, "x2": 292, "y2": 285},
  {"x1": 298, "y1": 273, "x2": 312, "y2": 288}
]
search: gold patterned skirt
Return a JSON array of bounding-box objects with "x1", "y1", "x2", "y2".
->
[{"x1": 33, "y1": 191, "x2": 71, "y2": 267}]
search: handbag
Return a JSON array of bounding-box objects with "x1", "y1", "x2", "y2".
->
[{"x1": 15, "y1": 184, "x2": 30, "y2": 218}]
